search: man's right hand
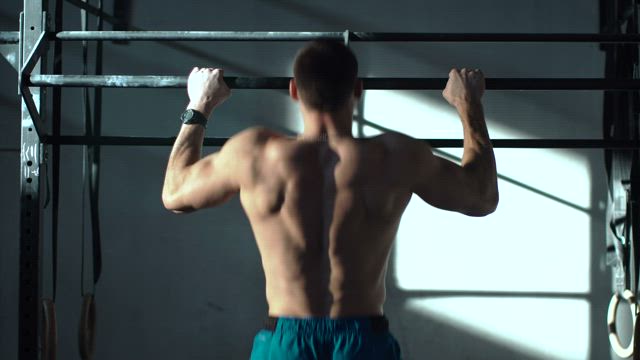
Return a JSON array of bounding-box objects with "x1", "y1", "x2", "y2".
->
[
  {"x1": 442, "y1": 68, "x2": 485, "y2": 110},
  {"x1": 187, "y1": 67, "x2": 231, "y2": 118}
]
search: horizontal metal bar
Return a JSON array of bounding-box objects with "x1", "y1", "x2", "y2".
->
[
  {"x1": 0, "y1": 32, "x2": 19, "y2": 44},
  {"x1": 52, "y1": 31, "x2": 640, "y2": 43},
  {"x1": 55, "y1": 31, "x2": 344, "y2": 41},
  {"x1": 43, "y1": 136, "x2": 225, "y2": 146},
  {"x1": 29, "y1": 75, "x2": 640, "y2": 90},
  {"x1": 41, "y1": 136, "x2": 640, "y2": 149}
]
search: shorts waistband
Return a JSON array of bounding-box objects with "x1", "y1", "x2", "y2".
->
[{"x1": 264, "y1": 315, "x2": 389, "y2": 334}]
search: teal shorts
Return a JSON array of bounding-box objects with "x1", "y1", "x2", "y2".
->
[{"x1": 249, "y1": 315, "x2": 402, "y2": 360}]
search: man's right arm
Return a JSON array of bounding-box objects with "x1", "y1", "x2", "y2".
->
[{"x1": 406, "y1": 68, "x2": 498, "y2": 216}]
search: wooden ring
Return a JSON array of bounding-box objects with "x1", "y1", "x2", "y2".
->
[
  {"x1": 41, "y1": 299, "x2": 57, "y2": 360},
  {"x1": 78, "y1": 294, "x2": 96, "y2": 360}
]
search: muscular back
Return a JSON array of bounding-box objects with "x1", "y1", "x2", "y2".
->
[
  {"x1": 164, "y1": 68, "x2": 497, "y2": 317},
  {"x1": 238, "y1": 129, "x2": 412, "y2": 317}
]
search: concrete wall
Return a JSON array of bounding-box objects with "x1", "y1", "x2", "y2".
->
[{"x1": 0, "y1": 0, "x2": 617, "y2": 359}]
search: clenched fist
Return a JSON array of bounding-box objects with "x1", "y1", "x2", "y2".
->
[
  {"x1": 442, "y1": 68, "x2": 485, "y2": 109},
  {"x1": 187, "y1": 67, "x2": 231, "y2": 117}
]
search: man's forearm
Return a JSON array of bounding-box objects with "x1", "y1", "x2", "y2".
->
[
  {"x1": 163, "y1": 123, "x2": 205, "y2": 197},
  {"x1": 164, "y1": 99, "x2": 212, "y2": 189},
  {"x1": 162, "y1": 67, "x2": 230, "y2": 211},
  {"x1": 458, "y1": 101, "x2": 492, "y2": 161},
  {"x1": 457, "y1": 101, "x2": 498, "y2": 203}
]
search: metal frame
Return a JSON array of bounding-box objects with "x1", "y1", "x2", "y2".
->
[
  {"x1": 5, "y1": 0, "x2": 640, "y2": 358},
  {"x1": 600, "y1": 0, "x2": 640, "y2": 357},
  {"x1": 17, "y1": 2, "x2": 46, "y2": 360}
]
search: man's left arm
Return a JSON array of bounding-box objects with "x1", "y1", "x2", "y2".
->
[{"x1": 162, "y1": 67, "x2": 236, "y2": 213}]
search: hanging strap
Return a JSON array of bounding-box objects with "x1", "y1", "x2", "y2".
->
[
  {"x1": 78, "y1": 2, "x2": 103, "y2": 358},
  {"x1": 41, "y1": 0, "x2": 64, "y2": 358},
  {"x1": 90, "y1": 0, "x2": 103, "y2": 288}
]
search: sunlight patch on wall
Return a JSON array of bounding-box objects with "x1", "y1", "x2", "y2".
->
[
  {"x1": 362, "y1": 90, "x2": 592, "y2": 293},
  {"x1": 362, "y1": 90, "x2": 591, "y2": 209},
  {"x1": 362, "y1": 89, "x2": 593, "y2": 358},
  {"x1": 406, "y1": 297, "x2": 590, "y2": 360},
  {"x1": 286, "y1": 97, "x2": 304, "y2": 134},
  {"x1": 394, "y1": 180, "x2": 590, "y2": 293}
]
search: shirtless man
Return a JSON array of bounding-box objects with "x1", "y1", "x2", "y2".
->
[{"x1": 162, "y1": 40, "x2": 498, "y2": 360}]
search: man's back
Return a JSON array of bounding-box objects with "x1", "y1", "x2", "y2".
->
[
  {"x1": 238, "y1": 131, "x2": 413, "y2": 317},
  {"x1": 163, "y1": 63, "x2": 497, "y2": 359}
]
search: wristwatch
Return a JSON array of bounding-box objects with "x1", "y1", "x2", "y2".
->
[{"x1": 180, "y1": 109, "x2": 208, "y2": 128}]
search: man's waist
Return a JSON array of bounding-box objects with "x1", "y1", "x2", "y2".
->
[{"x1": 263, "y1": 314, "x2": 390, "y2": 333}]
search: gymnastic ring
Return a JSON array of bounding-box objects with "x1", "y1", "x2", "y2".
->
[
  {"x1": 608, "y1": 289, "x2": 637, "y2": 358},
  {"x1": 78, "y1": 294, "x2": 96, "y2": 360},
  {"x1": 41, "y1": 298, "x2": 57, "y2": 360}
]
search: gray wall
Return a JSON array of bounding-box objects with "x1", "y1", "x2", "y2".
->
[{"x1": 0, "y1": 0, "x2": 617, "y2": 359}]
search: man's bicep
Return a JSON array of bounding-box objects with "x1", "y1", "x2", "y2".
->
[
  {"x1": 412, "y1": 154, "x2": 473, "y2": 213},
  {"x1": 171, "y1": 128, "x2": 263, "y2": 212},
  {"x1": 169, "y1": 150, "x2": 238, "y2": 212},
  {"x1": 196, "y1": 149, "x2": 241, "y2": 205},
  {"x1": 193, "y1": 127, "x2": 271, "y2": 207}
]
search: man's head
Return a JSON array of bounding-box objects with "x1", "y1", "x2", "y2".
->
[{"x1": 291, "y1": 40, "x2": 361, "y2": 113}]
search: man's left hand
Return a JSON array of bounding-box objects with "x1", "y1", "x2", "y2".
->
[{"x1": 187, "y1": 67, "x2": 231, "y2": 118}]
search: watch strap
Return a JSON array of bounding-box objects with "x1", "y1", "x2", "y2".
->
[{"x1": 181, "y1": 109, "x2": 208, "y2": 128}]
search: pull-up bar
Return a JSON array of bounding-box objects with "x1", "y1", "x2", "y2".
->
[
  {"x1": 4, "y1": 30, "x2": 640, "y2": 43},
  {"x1": 40, "y1": 136, "x2": 640, "y2": 149},
  {"x1": 48, "y1": 31, "x2": 640, "y2": 43},
  {"x1": 28, "y1": 75, "x2": 640, "y2": 90}
]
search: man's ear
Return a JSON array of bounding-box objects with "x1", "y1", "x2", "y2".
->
[
  {"x1": 289, "y1": 79, "x2": 299, "y2": 101},
  {"x1": 354, "y1": 79, "x2": 363, "y2": 99}
]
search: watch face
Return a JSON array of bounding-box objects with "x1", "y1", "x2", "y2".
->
[{"x1": 181, "y1": 109, "x2": 194, "y2": 122}]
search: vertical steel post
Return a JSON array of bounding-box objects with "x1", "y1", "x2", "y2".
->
[{"x1": 18, "y1": 0, "x2": 46, "y2": 359}]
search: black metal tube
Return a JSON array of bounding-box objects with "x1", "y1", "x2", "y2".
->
[
  {"x1": 29, "y1": 75, "x2": 640, "y2": 90},
  {"x1": 52, "y1": 31, "x2": 640, "y2": 43},
  {"x1": 40, "y1": 136, "x2": 640, "y2": 149},
  {"x1": 55, "y1": 31, "x2": 344, "y2": 41},
  {"x1": 0, "y1": 31, "x2": 19, "y2": 44},
  {"x1": 64, "y1": 0, "x2": 121, "y2": 26},
  {"x1": 51, "y1": 0, "x2": 63, "y2": 302}
]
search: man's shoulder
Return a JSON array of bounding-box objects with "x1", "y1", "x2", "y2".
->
[
  {"x1": 367, "y1": 131, "x2": 418, "y2": 152},
  {"x1": 232, "y1": 126, "x2": 282, "y2": 142},
  {"x1": 227, "y1": 126, "x2": 284, "y2": 149}
]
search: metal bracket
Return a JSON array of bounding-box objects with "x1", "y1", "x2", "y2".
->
[{"x1": 19, "y1": 29, "x2": 47, "y2": 138}]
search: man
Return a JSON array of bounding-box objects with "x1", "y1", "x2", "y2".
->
[{"x1": 162, "y1": 40, "x2": 498, "y2": 359}]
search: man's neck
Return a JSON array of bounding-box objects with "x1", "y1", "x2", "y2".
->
[{"x1": 300, "y1": 108, "x2": 353, "y2": 143}]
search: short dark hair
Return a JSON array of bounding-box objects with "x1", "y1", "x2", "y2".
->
[{"x1": 293, "y1": 40, "x2": 358, "y2": 112}]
